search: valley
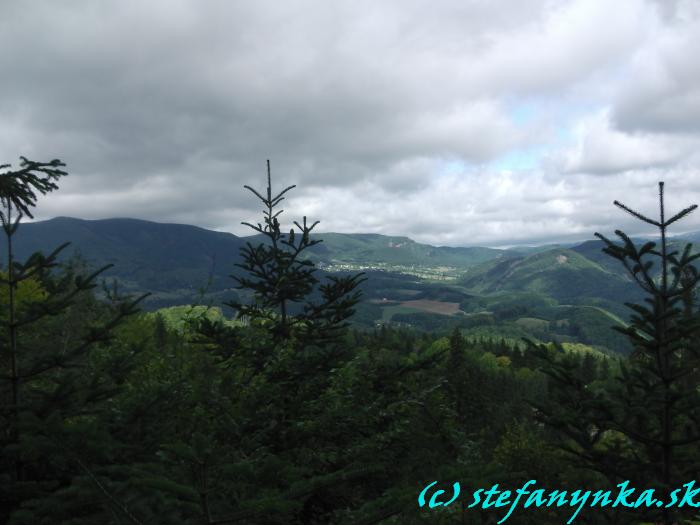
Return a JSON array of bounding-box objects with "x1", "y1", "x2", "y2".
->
[{"x1": 5, "y1": 216, "x2": 698, "y2": 356}]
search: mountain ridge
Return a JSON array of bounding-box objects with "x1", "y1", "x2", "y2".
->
[
  {"x1": 2, "y1": 216, "x2": 696, "y2": 354},
  {"x1": 27, "y1": 215, "x2": 699, "y2": 251}
]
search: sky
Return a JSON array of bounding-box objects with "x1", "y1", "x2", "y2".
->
[{"x1": 1, "y1": 0, "x2": 700, "y2": 247}]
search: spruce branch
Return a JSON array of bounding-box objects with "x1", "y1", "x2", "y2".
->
[{"x1": 0, "y1": 157, "x2": 67, "y2": 218}]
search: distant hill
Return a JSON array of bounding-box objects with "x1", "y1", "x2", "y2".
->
[
  {"x1": 0, "y1": 217, "x2": 510, "y2": 308},
  {"x1": 504, "y1": 242, "x2": 579, "y2": 255},
  {"x1": 572, "y1": 235, "x2": 700, "y2": 277},
  {"x1": 2, "y1": 217, "x2": 249, "y2": 307},
  {"x1": 461, "y1": 247, "x2": 641, "y2": 303},
  {"x1": 3, "y1": 216, "x2": 698, "y2": 354},
  {"x1": 302, "y1": 232, "x2": 509, "y2": 268}
]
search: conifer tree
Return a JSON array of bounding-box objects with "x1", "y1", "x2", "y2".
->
[
  {"x1": 532, "y1": 182, "x2": 700, "y2": 524},
  {"x1": 144, "y1": 160, "x2": 370, "y2": 524},
  {"x1": 0, "y1": 157, "x2": 147, "y2": 523},
  {"x1": 229, "y1": 160, "x2": 365, "y2": 344},
  {"x1": 446, "y1": 326, "x2": 467, "y2": 426}
]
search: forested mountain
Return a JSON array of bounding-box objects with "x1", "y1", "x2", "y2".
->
[
  {"x1": 3, "y1": 216, "x2": 698, "y2": 356},
  {"x1": 3, "y1": 217, "x2": 248, "y2": 305},
  {"x1": 3, "y1": 162, "x2": 700, "y2": 525},
  {"x1": 7, "y1": 217, "x2": 511, "y2": 290},
  {"x1": 303, "y1": 232, "x2": 507, "y2": 267},
  {"x1": 4, "y1": 217, "x2": 504, "y2": 299},
  {"x1": 462, "y1": 248, "x2": 627, "y2": 298}
]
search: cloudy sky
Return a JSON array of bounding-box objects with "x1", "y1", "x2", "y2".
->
[{"x1": 1, "y1": 0, "x2": 699, "y2": 247}]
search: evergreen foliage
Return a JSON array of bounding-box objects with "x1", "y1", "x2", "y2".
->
[
  {"x1": 229, "y1": 160, "x2": 365, "y2": 344},
  {"x1": 532, "y1": 182, "x2": 700, "y2": 524},
  {"x1": 3, "y1": 159, "x2": 699, "y2": 524},
  {"x1": 0, "y1": 157, "x2": 147, "y2": 524}
]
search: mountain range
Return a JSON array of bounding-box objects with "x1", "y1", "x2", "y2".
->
[
  {"x1": 3, "y1": 216, "x2": 697, "y2": 354},
  {"x1": 0, "y1": 217, "x2": 518, "y2": 304}
]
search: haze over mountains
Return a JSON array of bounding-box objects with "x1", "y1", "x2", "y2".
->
[{"x1": 4, "y1": 216, "x2": 697, "y2": 354}]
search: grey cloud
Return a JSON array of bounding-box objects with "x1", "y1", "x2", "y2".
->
[
  {"x1": 612, "y1": 6, "x2": 700, "y2": 134},
  {"x1": 1, "y1": 1, "x2": 700, "y2": 246},
  {"x1": 560, "y1": 111, "x2": 698, "y2": 175}
]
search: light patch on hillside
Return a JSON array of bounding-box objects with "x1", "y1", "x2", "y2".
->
[{"x1": 399, "y1": 300, "x2": 462, "y2": 315}]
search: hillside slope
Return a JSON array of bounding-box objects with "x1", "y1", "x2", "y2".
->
[
  {"x1": 2, "y1": 217, "x2": 509, "y2": 307},
  {"x1": 3, "y1": 216, "x2": 696, "y2": 350},
  {"x1": 460, "y1": 247, "x2": 643, "y2": 305},
  {"x1": 2, "y1": 217, "x2": 248, "y2": 306}
]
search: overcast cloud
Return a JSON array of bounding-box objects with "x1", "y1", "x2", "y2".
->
[{"x1": 1, "y1": 0, "x2": 699, "y2": 246}]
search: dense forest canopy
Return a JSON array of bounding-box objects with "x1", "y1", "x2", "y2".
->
[{"x1": 1, "y1": 158, "x2": 699, "y2": 524}]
